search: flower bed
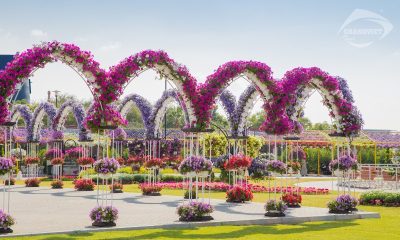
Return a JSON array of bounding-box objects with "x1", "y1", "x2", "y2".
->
[
  {"x1": 266, "y1": 160, "x2": 287, "y2": 174},
  {"x1": 77, "y1": 157, "x2": 95, "y2": 166},
  {"x1": 224, "y1": 154, "x2": 252, "y2": 171},
  {"x1": 264, "y1": 199, "x2": 287, "y2": 217},
  {"x1": 327, "y1": 194, "x2": 358, "y2": 214},
  {"x1": 89, "y1": 206, "x2": 118, "y2": 227},
  {"x1": 94, "y1": 158, "x2": 120, "y2": 175},
  {"x1": 144, "y1": 157, "x2": 164, "y2": 169},
  {"x1": 178, "y1": 156, "x2": 212, "y2": 175},
  {"x1": 177, "y1": 202, "x2": 214, "y2": 221},
  {"x1": 74, "y1": 179, "x2": 95, "y2": 191},
  {"x1": 109, "y1": 182, "x2": 123, "y2": 193},
  {"x1": 51, "y1": 180, "x2": 64, "y2": 189},
  {"x1": 0, "y1": 157, "x2": 14, "y2": 176},
  {"x1": 226, "y1": 185, "x2": 253, "y2": 203},
  {"x1": 281, "y1": 193, "x2": 302, "y2": 207},
  {"x1": 50, "y1": 157, "x2": 64, "y2": 165},
  {"x1": 24, "y1": 157, "x2": 40, "y2": 165},
  {"x1": 25, "y1": 178, "x2": 40, "y2": 187},
  {"x1": 157, "y1": 182, "x2": 329, "y2": 194},
  {"x1": 139, "y1": 183, "x2": 162, "y2": 196},
  {"x1": 359, "y1": 191, "x2": 400, "y2": 207},
  {"x1": 0, "y1": 210, "x2": 15, "y2": 233}
]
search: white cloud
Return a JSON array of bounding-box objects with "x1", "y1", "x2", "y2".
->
[
  {"x1": 99, "y1": 42, "x2": 121, "y2": 51},
  {"x1": 30, "y1": 29, "x2": 48, "y2": 38}
]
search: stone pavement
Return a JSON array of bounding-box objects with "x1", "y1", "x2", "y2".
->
[{"x1": 4, "y1": 186, "x2": 379, "y2": 237}]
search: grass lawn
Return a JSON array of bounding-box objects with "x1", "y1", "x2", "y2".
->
[{"x1": 9, "y1": 179, "x2": 400, "y2": 240}]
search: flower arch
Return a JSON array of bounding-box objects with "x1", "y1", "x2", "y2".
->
[
  {"x1": 149, "y1": 90, "x2": 190, "y2": 138},
  {"x1": 28, "y1": 102, "x2": 57, "y2": 141},
  {"x1": 53, "y1": 100, "x2": 86, "y2": 136},
  {"x1": 199, "y1": 61, "x2": 280, "y2": 131},
  {"x1": 0, "y1": 41, "x2": 108, "y2": 125},
  {"x1": 280, "y1": 67, "x2": 363, "y2": 136},
  {"x1": 10, "y1": 104, "x2": 33, "y2": 127},
  {"x1": 106, "y1": 50, "x2": 199, "y2": 128},
  {"x1": 118, "y1": 93, "x2": 152, "y2": 131}
]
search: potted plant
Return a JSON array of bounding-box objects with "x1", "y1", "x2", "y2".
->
[
  {"x1": 177, "y1": 202, "x2": 214, "y2": 221},
  {"x1": 93, "y1": 158, "x2": 120, "y2": 176},
  {"x1": 264, "y1": 199, "x2": 287, "y2": 217},
  {"x1": 224, "y1": 154, "x2": 252, "y2": 172},
  {"x1": 178, "y1": 156, "x2": 213, "y2": 177},
  {"x1": 266, "y1": 160, "x2": 287, "y2": 175},
  {"x1": 109, "y1": 182, "x2": 123, "y2": 193},
  {"x1": 25, "y1": 178, "x2": 41, "y2": 187},
  {"x1": 281, "y1": 193, "x2": 302, "y2": 208},
  {"x1": 139, "y1": 183, "x2": 162, "y2": 196},
  {"x1": 327, "y1": 194, "x2": 358, "y2": 214},
  {"x1": 77, "y1": 157, "x2": 95, "y2": 166},
  {"x1": 51, "y1": 179, "x2": 64, "y2": 189},
  {"x1": 0, "y1": 157, "x2": 14, "y2": 178},
  {"x1": 0, "y1": 210, "x2": 15, "y2": 233},
  {"x1": 144, "y1": 157, "x2": 164, "y2": 169},
  {"x1": 74, "y1": 179, "x2": 95, "y2": 191},
  {"x1": 89, "y1": 206, "x2": 118, "y2": 227},
  {"x1": 226, "y1": 185, "x2": 254, "y2": 203},
  {"x1": 50, "y1": 157, "x2": 64, "y2": 165},
  {"x1": 24, "y1": 157, "x2": 40, "y2": 165},
  {"x1": 329, "y1": 155, "x2": 358, "y2": 176}
]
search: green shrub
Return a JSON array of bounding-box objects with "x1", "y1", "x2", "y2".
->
[
  {"x1": 117, "y1": 166, "x2": 133, "y2": 174},
  {"x1": 359, "y1": 191, "x2": 400, "y2": 207}
]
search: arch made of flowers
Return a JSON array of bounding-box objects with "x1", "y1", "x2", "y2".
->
[
  {"x1": 28, "y1": 102, "x2": 57, "y2": 141},
  {"x1": 149, "y1": 90, "x2": 190, "y2": 138},
  {"x1": 199, "y1": 61, "x2": 281, "y2": 133},
  {"x1": 118, "y1": 93, "x2": 152, "y2": 132},
  {"x1": 107, "y1": 50, "x2": 199, "y2": 129},
  {"x1": 280, "y1": 67, "x2": 363, "y2": 137},
  {"x1": 0, "y1": 41, "x2": 108, "y2": 126},
  {"x1": 10, "y1": 104, "x2": 33, "y2": 128},
  {"x1": 53, "y1": 100, "x2": 86, "y2": 133}
]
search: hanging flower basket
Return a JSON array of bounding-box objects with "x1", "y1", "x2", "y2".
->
[
  {"x1": 45, "y1": 149, "x2": 64, "y2": 160},
  {"x1": 77, "y1": 157, "x2": 95, "y2": 166},
  {"x1": 144, "y1": 158, "x2": 164, "y2": 169},
  {"x1": 329, "y1": 155, "x2": 358, "y2": 172},
  {"x1": 24, "y1": 157, "x2": 40, "y2": 165},
  {"x1": 266, "y1": 160, "x2": 287, "y2": 174},
  {"x1": 177, "y1": 202, "x2": 214, "y2": 222},
  {"x1": 89, "y1": 206, "x2": 118, "y2": 227},
  {"x1": 224, "y1": 154, "x2": 252, "y2": 171},
  {"x1": 50, "y1": 157, "x2": 64, "y2": 165},
  {"x1": 0, "y1": 210, "x2": 15, "y2": 234},
  {"x1": 93, "y1": 158, "x2": 120, "y2": 176},
  {"x1": 178, "y1": 156, "x2": 213, "y2": 176},
  {"x1": 0, "y1": 157, "x2": 14, "y2": 176},
  {"x1": 264, "y1": 199, "x2": 287, "y2": 217}
]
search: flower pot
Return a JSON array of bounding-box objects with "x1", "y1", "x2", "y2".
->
[
  {"x1": 92, "y1": 221, "x2": 116, "y2": 227},
  {"x1": 0, "y1": 228, "x2": 13, "y2": 234},
  {"x1": 197, "y1": 171, "x2": 209, "y2": 178},
  {"x1": 179, "y1": 215, "x2": 214, "y2": 222},
  {"x1": 186, "y1": 172, "x2": 196, "y2": 178},
  {"x1": 265, "y1": 211, "x2": 285, "y2": 217},
  {"x1": 142, "y1": 192, "x2": 161, "y2": 196},
  {"x1": 111, "y1": 189, "x2": 123, "y2": 193}
]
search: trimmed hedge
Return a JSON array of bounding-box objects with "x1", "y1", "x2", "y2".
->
[{"x1": 359, "y1": 191, "x2": 400, "y2": 207}]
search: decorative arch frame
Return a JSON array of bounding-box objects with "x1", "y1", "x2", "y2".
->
[
  {"x1": 118, "y1": 93, "x2": 153, "y2": 131},
  {"x1": 53, "y1": 100, "x2": 86, "y2": 131},
  {"x1": 28, "y1": 102, "x2": 57, "y2": 141},
  {"x1": 280, "y1": 67, "x2": 363, "y2": 136},
  {"x1": 149, "y1": 90, "x2": 190, "y2": 138},
  {"x1": 10, "y1": 104, "x2": 33, "y2": 128}
]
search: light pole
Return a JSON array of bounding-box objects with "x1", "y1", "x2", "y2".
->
[{"x1": 52, "y1": 90, "x2": 61, "y2": 107}]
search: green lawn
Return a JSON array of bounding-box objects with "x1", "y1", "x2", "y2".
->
[{"x1": 9, "y1": 179, "x2": 400, "y2": 240}]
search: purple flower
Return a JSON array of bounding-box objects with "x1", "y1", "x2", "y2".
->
[
  {"x1": 89, "y1": 206, "x2": 118, "y2": 223},
  {"x1": 0, "y1": 157, "x2": 14, "y2": 175},
  {"x1": 94, "y1": 158, "x2": 120, "y2": 175},
  {"x1": 179, "y1": 156, "x2": 213, "y2": 174},
  {"x1": 266, "y1": 160, "x2": 287, "y2": 174},
  {"x1": 109, "y1": 127, "x2": 127, "y2": 140},
  {"x1": 329, "y1": 155, "x2": 357, "y2": 171}
]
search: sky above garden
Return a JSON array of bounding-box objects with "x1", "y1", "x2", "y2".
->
[{"x1": 0, "y1": 0, "x2": 399, "y2": 130}]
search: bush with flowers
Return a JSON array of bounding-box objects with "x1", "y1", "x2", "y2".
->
[
  {"x1": 266, "y1": 160, "x2": 287, "y2": 174},
  {"x1": 265, "y1": 199, "x2": 288, "y2": 217},
  {"x1": 179, "y1": 156, "x2": 213, "y2": 175},
  {"x1": 89, "y1": 206, "x2": 118, "y2": 227},
  {"x1": 139, "y1": 183, "x2": 162, "y2": 196},
  {"x1": 51, "y1": 180, "x2": 64, "y2": 189},
  {"x1": 0, "y1": 157, "x2": 14, "y2": 176},
  {"x1": 0, "y1": 210, "x2": 15, "y2": 233},
  {"x1": 50, "y1": 157, "x2": 64, "y2": 165},
  {"x1": 144, "y1": 157, "x2": 164, "y2": 169},
  {"x1": 177, "y1": 202, "x2": 214, "y2": 221},
  {"x1": 25, "y1": 178, "x2": 41, "y2": 187},
  {"x1": 226, "y1": 185, "x2": 254, "y2": 203},
  {"x1": 24, "y1": 157, "x2": 40, "y2": 165},
  {"x1": 45, "y1": 148, "x2": 64, "y2": 160},
  {"x1": 224, "y1": 154, "x2": 252, "y2": 171},
  {"x1": 77, "y1": 157, "x2": 95, "y2": 166},
  {"x1": 74, "y1": 179, "x2": 95, "y2": 191},
  {"x1": 281, "y1": 193, "x2": 302, "y2": 207},
  {"x1": 327, "y1": 194, "x2": 358, "y2": 213},
  {"x1": 94, "y1": 158, "x2": 120, "y2": 175},
  {"x1": 359, "y1": 192, "x2": 400, "y2": 207},
  {"x1": 109, "y1": 182, "x2": 124, "y2": 193}
]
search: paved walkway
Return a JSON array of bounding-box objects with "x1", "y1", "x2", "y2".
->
[
  {"x1": 4, "y1": 186, "x2": 379, "y2": 237},
  {"x1": 296, "y1": 180, "x2": 400, "y2": 193}
]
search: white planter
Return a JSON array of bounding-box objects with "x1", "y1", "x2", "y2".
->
[
  {"x1": 197, "y1": 171, "x2": 209, "y2": 178},
  {"x1": 0, "y1": 173, "x2": 10, "y2": 180},
  {"x1": 186, "y1": 172, "x2": 196, "y2": 178}
]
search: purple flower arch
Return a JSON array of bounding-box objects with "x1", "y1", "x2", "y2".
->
[
  {"x1": 118, "y1": 93, "x2": 152, "y2": 130},
  {"x1": 10, "y1": 104, "x2": 33, "y2": 128},
  {"x1": 279, "y1": 67, "x2": 363, "y2": 136},
  {"x1": 53, "y1": 100, "x2": 88, "y2": 141},
  {"x1": 28, "y1": 102, "x2": 57, "y2": 141},
  {"x1": 149, "y1": 89, "x2": 190, "y2": 138}
]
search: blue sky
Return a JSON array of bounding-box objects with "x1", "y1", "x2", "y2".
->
[{"x1": 1, "y1": 0, "x2": 399, "y2": 130}]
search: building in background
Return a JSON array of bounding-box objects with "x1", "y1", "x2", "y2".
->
[{"x1": 0, "y1": 55, "x2": 31, "y2": 103}]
